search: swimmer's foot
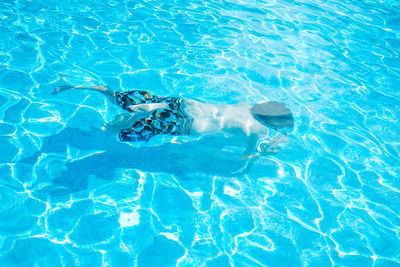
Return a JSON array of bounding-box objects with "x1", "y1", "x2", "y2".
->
[{"x1": 53, "y1": 85, "x2": 77, "y2": 94}]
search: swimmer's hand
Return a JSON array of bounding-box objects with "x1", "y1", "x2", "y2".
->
[
  {"x1": 241, "y1": 146, "x2": 280, "y2": 160},
  {"x1": 241, "y1": 135, "x2": 287, "y2": 160}
]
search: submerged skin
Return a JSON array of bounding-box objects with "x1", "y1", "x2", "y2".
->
[
  {"x1": 183, "y1": 99, "x2": 275, "y2": 157},
  {"x1": 183, "y1": 99, "x2": 268, "y2": 136},
  {"x1": 54, "y1": 85, "x2": 284, "y2": 158}
]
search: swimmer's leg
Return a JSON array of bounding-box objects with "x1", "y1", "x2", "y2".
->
[
  {"x1": 114, "y1": 90, "x2": 176, "y2": 112},
  {"x1": 54, "y1": 85, "x2": 113, "y2": 96},
  {"x1": 54, "y1": 85, "x2": 116, "y2": 103},
  {"x1": 125, "y1": 102, "x2": 169, "y2": 113},
  {"x1": 102, "y1": 113, "x2": 136, "y2": 134},
  {"x1": 54, "y1": 85, "x2": 176, "y2": 113}
]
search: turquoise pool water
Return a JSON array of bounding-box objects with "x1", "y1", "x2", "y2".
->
[{"x1": 1, "y1": 0, "x2": 400, "y2": 266}]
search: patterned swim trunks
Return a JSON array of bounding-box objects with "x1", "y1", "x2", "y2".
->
[{"x1": 114, "y1": 90, "x2": 193, "y2": 142}]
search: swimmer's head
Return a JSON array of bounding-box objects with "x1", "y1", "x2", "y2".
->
[{"x1": 251, "y1": 101, "x2": 294, "y2": 131}]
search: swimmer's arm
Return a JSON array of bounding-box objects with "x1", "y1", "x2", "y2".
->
[
  {"x1": 127, "y1": 102, "x2": 168, "y2": 113},
  {"x1": 242, "y1": 134, "x2": 259, "y2": 160}
]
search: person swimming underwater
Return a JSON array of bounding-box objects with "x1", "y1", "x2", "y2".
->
[{"x1": 54, "y1": 85, "x2": 294, "y2": 159}]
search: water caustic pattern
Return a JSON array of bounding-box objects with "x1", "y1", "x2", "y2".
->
[{"x1": 0, "y1": 0, "x2": 400, "y2": 265}]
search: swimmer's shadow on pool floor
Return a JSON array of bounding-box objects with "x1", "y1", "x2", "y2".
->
[{"x1": 20, "y1": 126, "x2": 257, "y2": 192}]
